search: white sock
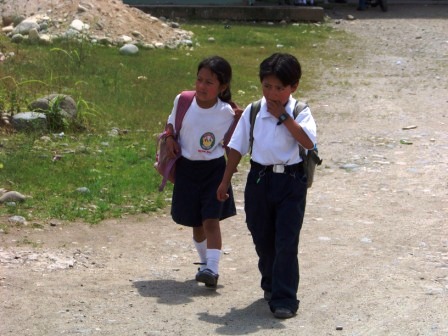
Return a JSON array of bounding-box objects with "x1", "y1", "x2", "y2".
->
[
  {"x1": 193, "y1": 238, "x2": 207, "y2": 271},
  {"x1": 206, "y1": 249, "x2": 222, "y2": 275}
]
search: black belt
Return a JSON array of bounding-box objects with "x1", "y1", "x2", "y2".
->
[{"x1": 250, "y1": 160, "x2": 303, "y2": 174}]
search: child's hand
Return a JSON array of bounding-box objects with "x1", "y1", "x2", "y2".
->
[
  {"x1": 266, "y1": 99, "x2": 285, "y2": 119},
  {"x1": 166, "y1": 137, "x2": 180, "y2": 158},
  {"x1": 217, "y1": 182, "x2": 230, "y2": 202}
]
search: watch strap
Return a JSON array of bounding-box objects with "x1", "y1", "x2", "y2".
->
[{"x1": 277, "y1": 112, "x2": 288, "y2": 125}]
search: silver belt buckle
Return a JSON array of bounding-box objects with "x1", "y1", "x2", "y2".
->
[{"x1": 272, "y1": 164, "x2": 285, "y2": 173}]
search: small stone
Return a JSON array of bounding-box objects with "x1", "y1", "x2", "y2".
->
[
  {"x1": 340, "y1": 163, "x2": 360, "y2": 170},
  {"x1": 8, "y1": 215, "x2": 26, "y2": 224},
  {"x1": 76, "y1": 187, "x2": 90, "y2": 194},
  {"x1": 0, "y1": 191, "x2": 26, "y2": 203},
  {"x1": 336, "y1": 325, "x2": 343, "y2": 330},
  {"x1": 402, "y1": 125, "x2": 417, "y2": 130}
]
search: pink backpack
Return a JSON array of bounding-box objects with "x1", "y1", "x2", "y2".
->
[{"x1": 154, "y1": 90, "x2": 240, "y2": 192}]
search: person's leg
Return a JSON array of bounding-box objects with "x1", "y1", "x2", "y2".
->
[
  {"x1": 245, "y1": 168, "x2": 275, "y2": 296},
  {"x1": 357, "y1": 0, "x2": 366, "y2": 10},
  {"x1": 195, "y1": 219, "x2": 222, "y2": 287},
  {"x1": 195, "y1": 157, "x2": 234, "y2": 287},
  {"x1": 203, "y1": 218, "x2": 221, "y2": 250},
  {"x1": 203, "y1": 218, "x2": 222, "y2": 274},
  {"x1": 193, "y1": 227, "x2": 207, "y2": 271},
  {"x1": 268, "y1": 172, "x2": 307, "y2": 317}
]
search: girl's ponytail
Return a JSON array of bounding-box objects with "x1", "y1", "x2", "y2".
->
[{"x1": 219, "y1": 87, "x2": 232, "y2": 103}]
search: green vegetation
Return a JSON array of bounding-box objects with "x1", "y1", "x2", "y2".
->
[{"x1": 0, "y1": 20, "x2": 341, "y2": 225}]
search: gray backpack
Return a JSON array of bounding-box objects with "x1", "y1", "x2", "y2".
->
[{"x1": 249, "y1": 100, "x2": 322, "y2": 188}]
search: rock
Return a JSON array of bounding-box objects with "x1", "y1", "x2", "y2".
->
[
  {"x1": 8, "y1": 215, "x2": 26, "y2": 224},
  {"x1": 77, "y1": 5, "x2": 89, "y2": 13},
  {"x1": 402, "y1": 125, "x2": 417, "y2": 130},
  {"x1": 69, "y1": 19, "x2": 89, "y2": 32},
  {"x1": 340, "y1": 163, "x2": 360, "y2": 170},
  {"x1": 11, "y1": 34, "x2": 25, "y2": 43},
  {"x1": 29, "y1": 94, "x2": 77, "y2": 119},
  {"x1": 0, "y1": 191, "x2": 27, "y2": 203},
  {"x1": 2, "y1": 25, "x2": 14, "y2": 34},
  {"x1": 76, "y1": 187, "x2": 90, "y2": 194},
  {"x1": 119, "y1": 43, "x2": 139, "y2": 55},
  {"x1": 117, "y1": 35, "x2": 133, "y2": 44},
  {"x1": 28, "y1": 27, "x2": 40, "y2": 43},
  {"x1": 11, "y1": 112, "x2": 47, "y2": 132},
  {"x1": 12, "y1": 19, "x2": 39, "y2": 35},
  {"x1": 39, "y1": 34, "x2": 52, "y2": 44}
]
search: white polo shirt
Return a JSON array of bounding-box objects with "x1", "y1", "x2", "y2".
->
[
  {"x1": 228, "y1": 96, "x2": 317, "y2": 166},
  {"x1": 167, "y1": 94, "x2": 235, "y2": 161}
]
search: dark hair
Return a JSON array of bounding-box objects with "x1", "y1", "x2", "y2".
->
[
  {"x1": 197, "y1": 56, "x2": 232, "y2": 103},
  {"x1": 259, "y1": 53, "x2": 302, "y2": 87}
]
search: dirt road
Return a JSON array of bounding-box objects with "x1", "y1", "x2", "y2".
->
[{"x1": 1, "y1": 4, "x2": 447, "y2": 335}]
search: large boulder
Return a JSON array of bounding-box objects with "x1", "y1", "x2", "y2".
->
[{"x1": 29, "y1": 94, "x2": 77, "y2": 119}]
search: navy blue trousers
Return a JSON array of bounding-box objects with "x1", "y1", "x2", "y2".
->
[{"x1": 244, "y1": 162, "x2": 307, "y2": 313}]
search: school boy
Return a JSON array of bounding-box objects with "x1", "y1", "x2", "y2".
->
[{"x1": 217, "y1": 53, "x2": 317, "y2": 319}]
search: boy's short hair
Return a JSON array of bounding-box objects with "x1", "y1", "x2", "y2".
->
[{"x1": 259, "y1": 53, "x2": 302, "y2": 87}]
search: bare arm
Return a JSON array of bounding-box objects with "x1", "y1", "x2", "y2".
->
[
  {"x1": 217, "y1": 148, "x2": 242, "y2": 202},
  {"x1": 163, "y1": 123, "x2": 181, "y2": 158},
  {"x1": 266, "y1": 99, "x2": 314, "y2": 149}
]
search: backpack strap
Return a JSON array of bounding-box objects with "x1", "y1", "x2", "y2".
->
[
  {"x1": 174, "y1": 90, "x2": 195, "y2": 135},
  {"x1": 223, "y1": 101, "x2": 243, "y2": 150},
  {"x1": 249, "y1": 99, "x2": 262, "y2": 154},
  {"x1": 249, "y1": 99, "x2": 308, "y2": 154},
  {"x1": 294, "y1": 101, "x2": 308, "y2": 118},
  {"x1": 158, "y1": 90, "x2": 195, "y2": 192}
]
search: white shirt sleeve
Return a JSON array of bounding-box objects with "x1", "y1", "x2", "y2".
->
[
  {"x1": 227, "y1": 104, "x2": 252, "y2": 156},
  {"x1": 166, "y1": 94, "x2": 181, "y2": 132}
]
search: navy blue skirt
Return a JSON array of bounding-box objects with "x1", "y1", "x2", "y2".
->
[{"x1": 171, "y1": 156, "x2": 236, "y2": 227}]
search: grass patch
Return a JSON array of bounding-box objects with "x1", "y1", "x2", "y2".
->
[{"x1": 0, "y1": 20, "x2": 347, "y2": 224}]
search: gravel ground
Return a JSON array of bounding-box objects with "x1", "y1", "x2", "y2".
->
[{"x1": 1, "y1": 3, "x2": 448, "y2": 336}]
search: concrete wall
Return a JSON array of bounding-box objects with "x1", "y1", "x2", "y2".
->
[
  {"x1": 128, "y1": 5, "x2": 325, "y2": 22},
  {"x1": 124, "y1": 0, "x2": 285, "y2": 4},
  {"x1": 124, "y1": 0, "x2": 244, "y2": 3}
]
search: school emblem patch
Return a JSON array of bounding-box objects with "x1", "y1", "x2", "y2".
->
[{"x1": 200, "y1": 132, "x2": 215, "y2": 150}]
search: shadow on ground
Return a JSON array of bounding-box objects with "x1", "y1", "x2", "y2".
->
[{"x1": 133, "y1": 279, "x2": 287, "y2": 334}]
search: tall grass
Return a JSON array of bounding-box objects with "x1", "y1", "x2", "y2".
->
[{"x1": 0, "y1": 20, "x2": 341, "y2": 225}]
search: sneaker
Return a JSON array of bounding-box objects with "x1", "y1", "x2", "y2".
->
[
  {"x1": 264, "y1": 291, "x2": 272, "y2": 301},
  {"x1": 273, "y1": 307, "x2": 295, "y2": 319},
  {"x1": 195, "y1": 268, "x2": 219, "y2": 288}
]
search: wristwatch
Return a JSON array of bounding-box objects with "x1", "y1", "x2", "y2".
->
[{"x1": 277, "y1": 113, "x2": 288, "y2": 125}]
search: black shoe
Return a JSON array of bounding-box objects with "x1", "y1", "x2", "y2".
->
[
  {"x1": 273, "y1": 307, "x2": 295, "y2": 319},
  {"x1": 195, "y1": 268, "x2": 219, "y2": 288},
  {"x1": 264, "y1": 291, "x2": 272, "y2": 301}
]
